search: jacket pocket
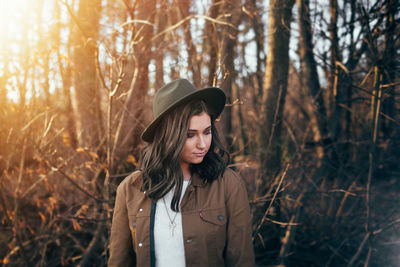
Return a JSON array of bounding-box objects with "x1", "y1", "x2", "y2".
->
[
  {"x1": 200, "y1": 207, "x2": 227, "y2": 225},
  {"x1": 199, "y1": 207, "x2": 227, "y2": 263}
]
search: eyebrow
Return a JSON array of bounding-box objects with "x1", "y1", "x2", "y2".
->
[{"x1": 188, "y1": 125, "x2": 212, "y2": 132}]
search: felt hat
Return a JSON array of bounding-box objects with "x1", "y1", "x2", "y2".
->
[{"x1": 141, "y1": 79, "x2": 226, "y2": 142}]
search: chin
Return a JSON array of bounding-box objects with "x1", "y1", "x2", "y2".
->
[{"x1": 190, "y1": 158, "x2": 205, "y2": 164}]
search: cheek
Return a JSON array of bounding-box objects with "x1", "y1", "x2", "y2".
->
[
  {"x1": 182, "y1": 139, "x2": 195, "y2": 154},
  {"x1": 206, "y1": 135, "x2": 212, "y2": 149}
]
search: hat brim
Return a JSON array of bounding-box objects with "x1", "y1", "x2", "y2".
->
[{"x1": 141, "y1": 87, "x2": 226, "y2": 142}]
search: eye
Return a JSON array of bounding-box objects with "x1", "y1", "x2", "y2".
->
[
  {"x1": 204, "y1": 129, "x2": 212, "y2": 135},
  {"x1": 187, "y1": 133, "x2": 194, "y2": 138}
]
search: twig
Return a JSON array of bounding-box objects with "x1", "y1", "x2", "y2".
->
[
  {"x1": 363, "y1": 65, "x2": 382, "y2": 265},
  {"x1": 3, "y1": 234, "x2": 61, "y2": 262},
  {"x1": 278, "y1": 206, "x2": 301, "y2": 264},
  {"x1": 326, "y1": 237, "x2": 350, "y2": 266},
  {"x1": 254, "y1": 163, "x2": 290, "y2": 240},
  {"x1": 11, "y1": 138, "x2": 30, "y2": 266},
  {"x1": 66, "y1": 233, "x2": 86, "y2": 252},
  {"x1": 119, "y1": 19, "x2": 155, "y2": 28},
  {"x1": 335, "y1": 176, "x2": 360, "y2": 225},
  {"x1": 151, "y1": 14, "x2": 236, "y2": 43},
  {"x1": 110, "y1": 54, "x2": 139, "y2": 164},
  {"x1": 57, "y1": 0, "x2": 89, "y2": 41},
  {"x1": 328, "y1": 189, "x2": 357, "y2": 196},
  {"x1": 14, "y1": 138, "x2": 26, "y2": 196},
  {"x1": 79, "y1": 219, "x2": 106, "y2": 267},
  {"x1": 39, "y1": 153, "x2": 106, "y2": 203},
  {"x1": 373, "y1": 218, "x2": 400, "y2": 235},
  {"x1": 19, "y1": 175, "x2": 47, "y2": 200},
  {"x1": 42, "y1": 114, "x2": 55, "y2": 138},
  {"x1": 347, "y1": 232, "x2": 370, "y2": 267},
  {"x1": 21, "y1": 112, "x2": 46, "y2": 132},
  {"x1": 264, "y1": 216, "x2": 300, "y2": 226}
]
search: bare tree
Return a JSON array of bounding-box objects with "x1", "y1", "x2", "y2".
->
[
  {"x1": 203, "y1": 0, "x2": 221, "y2": 86},
  {"x1": 72, "y1": 0, "x2": 103, "y2": 149},
  {"x1": 297, "y1": 0, "x2": 329, "y2": 155},
  {"x1": 177, "y1": 0, "x2": 201, "y2": 86},
  {"x1": 381, "y1": 0, "x2": 398, "y2": 138},
  {"x1": 55, "y1": 0, "x2": 78, "y2": 149},
  {"x1": 111, "y1": 0, "x2": 156, "y2": 171},
  {"x1": 218, "y1": 0, "x2": 243, "y2": 150},
  {"x1": 258, "y1": 0, "x2": 295, "y2": 187}
]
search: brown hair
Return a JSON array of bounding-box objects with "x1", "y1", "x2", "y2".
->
[{"x1": 139, "y1": 99, "x2": 228, "y2": 211}]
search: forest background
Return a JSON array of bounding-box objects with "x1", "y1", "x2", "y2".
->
[{"x1": 0, "y1": 0, "x2": 399, "y2": 266}]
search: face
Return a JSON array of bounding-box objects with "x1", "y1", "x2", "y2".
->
[{"x1": 180, "y1": 112, "x2": 212, "y2": 169}]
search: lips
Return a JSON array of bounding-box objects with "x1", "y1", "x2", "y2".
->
[{"x1": 193, "y1": 152, "x2": 206, "y2": 157}]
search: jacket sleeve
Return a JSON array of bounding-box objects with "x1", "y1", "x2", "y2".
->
[
  {"x1": 108, "y1": 182, "x2": 136, "y2": 267},
  {"x1": 224, "y1": 170, "x2": 255, "y2": 266}
]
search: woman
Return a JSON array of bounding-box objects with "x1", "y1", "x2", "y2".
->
[{"x1": 108, "y1": 79, "x2": 254, "y2": 266}]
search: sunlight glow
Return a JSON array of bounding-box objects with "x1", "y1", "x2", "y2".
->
[
  {"x1": 0, "y1": 0, "x2": 35, "y2": 43},
  {"x1": 0, "y1": 0, "x2": 52, "y2": 102}
]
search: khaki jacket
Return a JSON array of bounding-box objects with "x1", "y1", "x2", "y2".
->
[{"x1": 108, "y1": 168, "x2": 255, "y2": 267}]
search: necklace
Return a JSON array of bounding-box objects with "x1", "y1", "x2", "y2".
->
[
  {"x1": 162, "y1": 178, "x2": 192, "y2": 237},
  {"x1": 162, "y1": 198, "x2": 178, "y2": 237}
]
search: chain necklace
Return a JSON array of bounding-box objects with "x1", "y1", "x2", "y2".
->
[
  {"x1": 162, "y1": 178, "x2": 191, "y2": 237},
  {"x1": 162, "y1": 197, "x2": 178, "y2": 237}
]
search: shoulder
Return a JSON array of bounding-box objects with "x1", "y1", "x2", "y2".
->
[
  {"x1": 116, "y1": 170, "x2": 143, "y2": 194},
  {"x1": 221, "y1": 167, "x2": 242, "y2": 180},
  {"x1": 219, "y1": 167, "x2": 250, "y2": 205},
  {"x1": 220, "y1": 167, "x2": 245, "y2": 187}
]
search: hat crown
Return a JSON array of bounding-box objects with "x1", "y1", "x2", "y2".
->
[
  {"x1": 142, "y1": 78, "x2": 226, "y2": 142},
  {"x1": 153, "y1": 79, "x2": 197, "y2": 119}
]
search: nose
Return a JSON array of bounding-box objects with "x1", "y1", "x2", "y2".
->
[{"x1": 197, "y1": 135, "x2": 206, "y2": 149}]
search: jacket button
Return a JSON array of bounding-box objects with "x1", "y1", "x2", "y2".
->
[
  {"x1": 139, "y1": 208, "x2": 143, "y2": 212},
  {"x1": 138, "y1": 243, "x2": 143, "y2": 247},
  {"x1": 218, "y1": 215, "x2": 224, "y2": 221},
  {"x1": 186, "y1": 239, "x2": 192, "y2": 243}
]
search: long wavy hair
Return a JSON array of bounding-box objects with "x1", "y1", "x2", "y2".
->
[{"x1": 139, "y1": 99, "x2": 228, "y2": 211}]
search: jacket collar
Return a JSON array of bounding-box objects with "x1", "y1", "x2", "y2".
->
[
  {"x1": 128, "y1": 171, "x2": 143, "y2": 190},
  {"x1": 191, "y1": 172, "x2": 206, "y2": 187},
  {"x1": 129, "y1": 170, "x2": 206, "y2": 189}
]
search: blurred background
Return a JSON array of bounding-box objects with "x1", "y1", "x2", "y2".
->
[{"x1": 0, "y1": 0, "x2": 399, "y2": 266}]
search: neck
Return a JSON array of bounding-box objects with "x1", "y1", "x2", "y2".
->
[{"x1": 180, "y1": 162, "x2": 191, "y2": 180}]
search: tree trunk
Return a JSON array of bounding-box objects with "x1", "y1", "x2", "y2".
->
[
  {"x1": 256, "y1": 3, "x2": 294, "y2": 256},
  {"x1": 258, "y1": 0, "x2": 294, "y2": 188},
  {"x1": 60, "y1": 62, "x2": 79, "y2": 149},
  {"x1": 343, "y1": 0, "x2": 356, "y2": 161},
  {"x1": 154, "y1": 2, "x2": 167, "y2": 89},
  {"x1": 219, "y1": 0, "x2": 242, "y2": 151},
  {"x1": 19, "y1": 23, "x2": 29, "y2": 110},
  {"x1": 203, "y1": 0, "x2": 220, "y2": 86},
  {"x1": 112, "y1": 0, "x2": 156, "y2": 171},
  {"x1": 246, "y1": 0, "x2": 265, "y2": 109},
  {"x1": 72, "y1": 0, "x2": 103, "y2": 149},
  {"x1": 232, "y1": 82, "x2": 249, "y2": 154},
  {"x1": 178, "y1": 0, "x2": 201, "y2": 86},
  {"x1": 36, "y1": 0, "x2": 51, "y2": 106},
  {"x1": 54, "y1": 0, "x2": 78, "y2": 149},
  {"x1": 0, "y1": 55, "x2": 8, "y2": 109},
  {"x1": 297, "y1": 0, "x2": 329, "y2": 155},
  {"x1": 381, "y1": 0, "x2": 397, "y2": 138},
  {"x1": 328, "y1": 0, "x2": 343, "y2": 142}
]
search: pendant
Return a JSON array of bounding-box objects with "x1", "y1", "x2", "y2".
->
[{"x1": 169, "y1": 221, "x2": 176, "y2": 237}]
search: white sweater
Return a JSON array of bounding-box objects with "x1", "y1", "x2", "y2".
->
[{"x1": 154, "y1": 180, "x2": 190, "y2": 267}]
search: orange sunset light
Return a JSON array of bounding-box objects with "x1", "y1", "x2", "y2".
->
[{"x1": 0, "y1": 0, "x2": 62, "y2": 102}]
